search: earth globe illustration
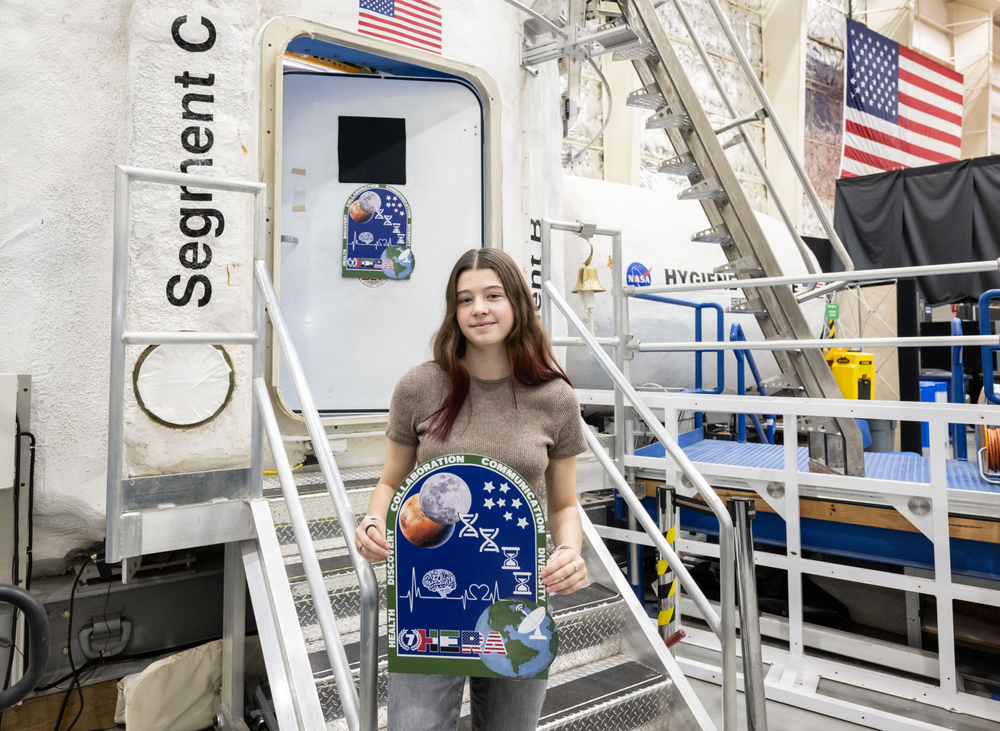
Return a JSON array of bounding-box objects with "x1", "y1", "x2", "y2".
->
[
  {"x1": 382, "y1": 245, "x2": 414, "y2": 279},
  {"x1": 475, "y1": 598, "x2": 558, "y2": 679}
]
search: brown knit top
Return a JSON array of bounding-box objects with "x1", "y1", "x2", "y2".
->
[{"x1": 385, "y1": 362, "x2": 587, "y2": 502}]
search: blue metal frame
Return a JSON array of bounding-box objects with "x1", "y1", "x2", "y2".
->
[
  {"x1": 951, "y1": 318, "x2": 967, "y2": 460},
  {"x1": 730, "y1": 323, "x2": 775, "y2": 444},
  {"x1": 634, "y1": 294, "x2": 724, "y2": 431},
  {"x1": 978, "y1": 289, "x2": 1000, "y2": 405}
]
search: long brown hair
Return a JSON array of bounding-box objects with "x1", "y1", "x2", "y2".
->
[{"x1": 428, "y1": 248, "x2": 570, "y2": 440}]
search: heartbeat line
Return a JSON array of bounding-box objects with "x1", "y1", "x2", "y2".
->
[{"x1": 399, "y1": 569, "x2": 501, "y2": 612}]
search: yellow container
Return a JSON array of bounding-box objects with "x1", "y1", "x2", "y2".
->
[{"x1": 827, "y1": 349, "x2": 876, "y2": 400}]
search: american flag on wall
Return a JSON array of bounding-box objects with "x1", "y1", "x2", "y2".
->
[
  {"x1": 359, "y1": 0, "x2": 443, "y2": 55},
  {"x1": 841, "y1": 18, "x2": 963, "y2": 177}
]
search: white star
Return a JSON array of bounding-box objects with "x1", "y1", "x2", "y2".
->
[
  {"x1": 511, "y1": 498, "x2": 522, "y2": 509},
  {"x1": 499, "y1": 484, "x2": 511, "y2": 493},
  {"x1": 484, "y1": 498, "x2": 495, "y2": 509},
  {"x1": 497, "y1": 498, "x2": 506, "y2": 507},
  {"x1": 517, "y1": 517, "x2": 528, "y2": 529},
  {"x1": 483, "y1": 482, "x2": 495, "y2": 493},
  {"x1": 504, "y1": 512, "x2": 513, "y2": 521}
]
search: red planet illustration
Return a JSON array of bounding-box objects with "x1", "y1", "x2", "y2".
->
[{"x1": 399, "y1": 494, "x2": 451, "y2": 548}]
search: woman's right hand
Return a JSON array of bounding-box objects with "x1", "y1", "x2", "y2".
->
[{"x1": 355, "y1": 517, "x2": 391, "y2": 561}]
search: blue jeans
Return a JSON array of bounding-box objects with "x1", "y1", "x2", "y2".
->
[{"x1": 388, "y1": 672, "x2": 547, "y2": 731}]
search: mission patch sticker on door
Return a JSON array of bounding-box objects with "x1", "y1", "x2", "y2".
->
[
  {"x1": 342, "y1": 184, "x2": 413, "y2": 279},
  {"x1": 386, "y1": 455, "x2": 558, "y2": 679}
]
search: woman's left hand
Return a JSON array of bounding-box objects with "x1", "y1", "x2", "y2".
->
[{"x1": 541, "y1": 547, "x2": 587, "y2": 595}]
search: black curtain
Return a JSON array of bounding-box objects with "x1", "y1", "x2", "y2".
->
[{"x1": 833, "y1": 156, "x2": 1000, "y2": 305}]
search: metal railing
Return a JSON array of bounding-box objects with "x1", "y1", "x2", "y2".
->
[
  {"x1": 684, "y1": 0, "x2": 855, "y2": 300},
  {"x1": 661, "y1": 0, "x2": 828, "y2": 289},
  {"x1": 107, "y1": 166, "x2": 377, "y2": 731},
  {"x1": 254, "y1": 261, "x2": 380, "y2": 731},
  {"x1": 540, "y1": 218, "x2": 739, "y2": 731}
]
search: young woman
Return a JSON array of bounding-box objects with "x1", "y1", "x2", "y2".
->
[{"x1": 354, "y1": 248, "x2": 588, "y2": 731}]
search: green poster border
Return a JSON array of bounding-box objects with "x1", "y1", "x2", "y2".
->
[
  {"x1": 385, "y1": 454, "x2": 551, "y2": 679},
  {"x1": 341, "y1": 184, "x2": 413, "y2": 279}
]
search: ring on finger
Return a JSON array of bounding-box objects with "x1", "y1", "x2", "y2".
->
[{"x1": 365, "y1": 523, "x2": 379, "y2": 537}]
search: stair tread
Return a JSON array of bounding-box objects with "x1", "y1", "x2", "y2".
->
[
  {"x1": 449, "y1": 656, "x2": 666, "y2": 730},
  {"x1": 285, "y1": 551, "x2": 385, "y2": 582},
  {"x1": 538, "y1": 658, "x2": 665, "y2": 725}
]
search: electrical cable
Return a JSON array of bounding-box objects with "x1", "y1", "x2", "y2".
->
[
  {"x1": 570, "y1": 56, "x2": 613, "y2": 163},
  {"x1": 51, "y1": 557, "x2": 92, "y2": 731}
]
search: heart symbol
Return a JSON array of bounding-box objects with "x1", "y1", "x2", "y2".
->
[{"x1": 467, "y1": 584, "x2": 490, "y2": 600}]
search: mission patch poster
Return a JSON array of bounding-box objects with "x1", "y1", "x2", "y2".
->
[
  {"x1": 342, "y1": 184, "x2": 413, "y2": 280},
  {"x1": 386, "y1": 455, "x2": 559, "y2": 679}
]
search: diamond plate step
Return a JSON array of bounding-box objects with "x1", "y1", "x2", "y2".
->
[
  {"x1": 286, "y1": 551, "x2": 388, "y2": 640},
  {"x1": 270, "y1": 486, "x2": 376, "y2": 556},
  {"x1": 457, "y1": 655, "x2": 671, "y2": 731}
]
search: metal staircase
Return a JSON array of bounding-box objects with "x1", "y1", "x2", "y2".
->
[
  {"x1": 107, "y1": 166, "x2": 726, "y2": 731},
  {"x1": 521, "y1": 0, "x2": 864, "y2": 475},
  {"x1": 258, "y1": 468, "x2": 709, "y2": 730}
]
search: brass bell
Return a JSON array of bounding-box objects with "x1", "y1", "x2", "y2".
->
[{"x1": 572, "y1": 238, "x2": 606, "y2": 296}]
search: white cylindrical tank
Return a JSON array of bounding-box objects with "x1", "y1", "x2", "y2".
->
[{"x1": 560, "y1": 174, "x2": 825, "y2": 393}]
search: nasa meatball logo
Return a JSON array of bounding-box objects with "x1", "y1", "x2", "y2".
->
[
  {"x1": 386, "y1": 455, "x2": 557, "y2": 679},
  {"x1": 626, "y1": 262, "x2": 651, "y2": 287}
]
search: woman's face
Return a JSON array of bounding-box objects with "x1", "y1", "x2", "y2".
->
[{"x1": 455, "y1": 268, "x2": 515, "y2": 351}]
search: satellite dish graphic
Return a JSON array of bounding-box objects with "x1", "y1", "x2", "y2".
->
[{"x1": 518, "y1": 607, "x2": 549, "y2": 640}]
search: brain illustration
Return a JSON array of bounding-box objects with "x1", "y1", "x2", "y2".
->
[
  {"x1": 422, "y1": 569, "x2": 457, "y2": 597},
  {"x1": 359, "y1": 232, "x2": 373, "y2": 244}
]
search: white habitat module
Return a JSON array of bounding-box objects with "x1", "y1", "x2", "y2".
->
[{"x1": 560, "y1": 175, "x2": 825, "y2": 393}]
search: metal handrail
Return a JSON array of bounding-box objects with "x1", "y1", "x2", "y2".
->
[
  {"x1": 698, "y1": 0, "x2": 855, "y2": 276},
  {"x1": 108, "y1": 166, "x2": 376, "y2": 730},
  {"x1": 581, "y1": 424, "x2": 722, "y2": 636},
  {"x1": 252, "y1": 378, "x2": 357, "y2": 727},
  {"x1": 731, "y1": 323, "x2": 775, "y2": 444},
  {"x1": 627, "y1": 257, "x2": 1000, "y2": 297},
  {"x1": 254, "y1": 260, "x2": 379, "y2": 731},
  {"x1": 107, "y1": 166, "x2": 267, "y2": 563},
  {"x1": 542, "y1": 279, "x2": 739, "y2": 731},
  {"x1": 663, "y1": 0, "x2": 819, "y2": 287},
  {"x1": 638, "y1": 334, "x2": 1000, "y2": 353}
]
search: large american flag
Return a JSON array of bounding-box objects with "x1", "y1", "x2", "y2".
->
[
  {"x1": 841, "y1": 18, "x2": 963, "y2": 177},
  {"x1": 359, "y1": 0, "x2": 443, "y2": 55}
]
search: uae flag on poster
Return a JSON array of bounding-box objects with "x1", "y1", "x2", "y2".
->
[
  {"x1": 359, "y1": 0, "x2": 443, "y2": 55},
  {"x1": 841, "y1": 18, "x2": 963, "y2": 177}
]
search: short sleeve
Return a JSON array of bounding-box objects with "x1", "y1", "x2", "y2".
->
[
  {"x1": 548, "y1": 383, "x2": 588, "y2": 460},
  {"x1": 384, "y1": 369, "x2": 422, "y2": 447}
]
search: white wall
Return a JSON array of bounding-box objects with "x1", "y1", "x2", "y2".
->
[{"x1": 0, "y1": 0, "x2": 563, "y2": 573}]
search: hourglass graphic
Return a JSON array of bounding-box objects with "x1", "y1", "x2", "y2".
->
[
  {"x1": 501, "y1": 547, "x2": 521, "y2": 570},
  {"x1": 512, "y1": 571, "x2": 532, "y2": 595}
]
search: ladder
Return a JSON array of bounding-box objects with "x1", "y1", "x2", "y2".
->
[{"x1": 523, "y1": 0, "x2": 865, "y2": 476}]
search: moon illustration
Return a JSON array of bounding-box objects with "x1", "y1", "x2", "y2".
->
[
  {"x1": 399, "y1": 494, "x2": 453, "y2": 548},
  {"x1": 349, "y1": 191, "x2": 381, "y2": 223},
  {"x1": 419, "y1": 473, "x2": 472, "y2": 525}
]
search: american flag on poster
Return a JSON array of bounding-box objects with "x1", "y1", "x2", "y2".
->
[
  {"x1": 841, "y1": 18, "x2": 963, "y2": 177},
  {"x1": 359, "y1": 0, "x2": 443, "y2": 55}
]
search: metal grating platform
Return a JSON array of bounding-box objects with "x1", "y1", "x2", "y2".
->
[{"x1": 640, "y1": 439, "x2": 1000, "y2": 494}]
